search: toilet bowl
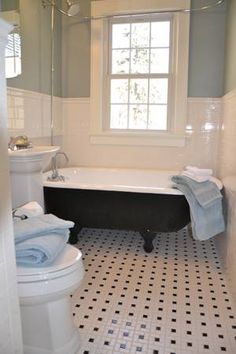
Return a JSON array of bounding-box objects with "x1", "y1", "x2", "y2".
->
[{"x1": 17, "y1": 244, "x2": 85, "y2": 354}]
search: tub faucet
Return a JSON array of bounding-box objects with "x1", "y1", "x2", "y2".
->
[{"x1": 47, "y1": 151, "x2": 69, "y2": 182}]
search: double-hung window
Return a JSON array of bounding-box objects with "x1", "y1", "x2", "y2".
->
[
  {"x1": 109, "y1": 16, "x2": 171, "y2": 131},
  {"x1": 90, "y1": 0, "x2": 190, "y2": 146},
  {"x1": 5, "y1": 31, "x2": 21, "y2": 78},
  {"x1": 0, "y1": 10, "x2": 21, "y2": 79}
]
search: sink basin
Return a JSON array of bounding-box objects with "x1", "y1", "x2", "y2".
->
[
  {"x1": 9, "y1": 145, "x2": 60, "y2": 209},
  {"x1": 8, "y1": 145, "x2": 60, "y2": 159},
  {"x1": 8, "y1": 145, "x2": 60, "y2": 171}
]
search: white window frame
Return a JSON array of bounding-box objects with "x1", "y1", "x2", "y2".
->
[{"x1": 90, "y1": 0, "x2": 190, "y2": 147}]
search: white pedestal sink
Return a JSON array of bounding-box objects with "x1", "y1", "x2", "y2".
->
[{"x1": 9, "y1": 146, "x2": 60, "y2": 209}]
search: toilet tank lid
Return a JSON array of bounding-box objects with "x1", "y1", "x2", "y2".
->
[{"x1": 17, "y1": 245, "x2": 82, "y2": 276}]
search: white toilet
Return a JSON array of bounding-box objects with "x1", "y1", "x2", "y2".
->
[{"x1": 17, "y1": 244, "x2": 85, "y2": 354}]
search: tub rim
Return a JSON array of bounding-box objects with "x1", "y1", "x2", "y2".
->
[{"x1": 43, "y1": 167, "x2": 223, "y2": 196}]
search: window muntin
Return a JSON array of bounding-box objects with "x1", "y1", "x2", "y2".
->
[{"x1": 109, "y1": 16, "x2": 171, "y2": 131}]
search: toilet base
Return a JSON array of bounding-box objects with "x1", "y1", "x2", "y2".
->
[
  {"x1": 20, "y1": 294, "x2": 80, "y2": 354},
  {"x1": 23, "y1": 330, "x2": 80, "y2": 354}
]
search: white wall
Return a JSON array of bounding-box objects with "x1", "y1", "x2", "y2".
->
[
  {"x1": 216, "y1": 89, "x2": 236, "y2": 300},
  {"x1": 218, "y1": 90, "x2": 236, "y2": 178},
  {"x1": 62, "y1": 97, "x2": 221, "y2": 172},
  {"x1": 6, "y1": 89, "x2": 221, "y2": 173},
  {"x1": 0, "y1": 19, "x2": 23, "y2": 354},
  {"x1": 7, "y1": 87, "x2": 63, "y2": 143}
]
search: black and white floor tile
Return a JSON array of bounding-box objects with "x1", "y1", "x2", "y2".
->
[{"x1": 72, "y1": 228, "x2": 236, "y2": 354}]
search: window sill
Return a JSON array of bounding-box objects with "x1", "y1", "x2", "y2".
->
[{"x1": 90, "y1": 132, "x2": 186, "y2": 147}]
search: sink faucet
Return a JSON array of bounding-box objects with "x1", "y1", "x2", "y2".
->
[
  {"x1": 47, "y1": 151, "x2": 69, "y2": 182},
  {"x1": 8, "y1": 137, "x2": 17, "y2": 151}
]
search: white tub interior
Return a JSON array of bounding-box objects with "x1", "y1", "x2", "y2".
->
[
  {"x1": 43, "y1": 167, "x2": 184, "y2": 195},
  {"x1": 43, "y1": 167, "x2": 222, "y2": 195}
]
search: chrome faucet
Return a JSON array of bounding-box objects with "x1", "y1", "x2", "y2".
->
[
  {"x1": 47, "y1": 151, "x2": 69, "y2": 182},
  {"x1": 8, "y1": 137, "x2": 17, "y2": 151}
]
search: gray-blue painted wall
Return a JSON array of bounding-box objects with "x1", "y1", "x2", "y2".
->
[
  {"x1": 4, "y1": 0, "x2": 228, "y2": 98},
  {"x1": 224, "y1": 0, "x2": 236, "y2": 93}
]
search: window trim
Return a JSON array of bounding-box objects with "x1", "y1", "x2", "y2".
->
[{"x1": 90, "y1": 0, "x2": 190, "y2": 147}]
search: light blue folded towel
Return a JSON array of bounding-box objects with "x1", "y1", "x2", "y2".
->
[
  {"x1": 171, "y1": 176, "x2": 225, "y2": 241},
  {"x1": 14, "y1": 214, "x2": 74, "y2": 266},
  {"x1": 171, "y1": 175, "x2": 222, "y2": 208},
  {"x1": 15, "y1": 232, "x2": 70, "y2": 266},
  {"x1": 14, "y1": 214, "x2": 74, "y2": 244}
]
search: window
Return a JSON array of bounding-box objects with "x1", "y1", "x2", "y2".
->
[
  {"x1": 109, "y1": 17, "x2": 171, "y2": 131},
  {"x1": 0, "y1": 10, "x2": 22, "y2": 79},
  {"x1": 90, "y1": 0, "x2": 190, "y2": 146},
  {"x1": 5, "y1": 31, "x2": 21, "y2": 78}
]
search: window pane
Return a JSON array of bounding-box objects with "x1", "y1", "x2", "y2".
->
[
  {"x1": 129, "y1": 105, "x2": 147, "y2": 129},
  {"x1": 150, "y1": 48, "x2": 169, "y2": 73},
  {"x1": 112, "y1": 23, "x2": 130, "y2": 48},
  {"x1": 130, "y1": 79, "x2": 148, "y2": 104},
  {"x1": 148, "y1": 105, "x2": 167, "y2": 130},
  {"x1": 151, "y1": 21, "x2": 170, "y2": 47},
  {"x1": 131, "y1": 22, "x2": 149, "y2": 48},
  {"x1": 149, "y1": 79, "x2": 168, "y2": 104},
  {"x1": 131, "y1": 48, "x2": 149, "y2": 73},
  {"x1": 5, "y1": 33, "x2": 22, "y2": 79},
  {"x1": 112, "y1": 49, "x2": 130, "y2": 74},
  {"x1": 111, "y1": 79, "x2": 129, "y2": 103},
  {"x1": 110, "y1": 105, "x2": 128, "y2": 129}
]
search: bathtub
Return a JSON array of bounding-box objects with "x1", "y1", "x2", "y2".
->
[{"x1": 43, "y1": 167, "x2": 190, "y2": 252}]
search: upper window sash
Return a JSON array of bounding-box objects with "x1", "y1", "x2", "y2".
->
[{"x1": 108, "y1": 14, "x2": 173, "y2": 77}]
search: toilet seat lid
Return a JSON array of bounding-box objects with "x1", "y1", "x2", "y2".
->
[{"x1": 17, "y1": 244, "x2": 82, "y2": 278}]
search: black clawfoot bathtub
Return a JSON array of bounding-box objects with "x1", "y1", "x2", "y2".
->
[{"x1": 43, "y1": 167, "x2": 190, "y2": 252}]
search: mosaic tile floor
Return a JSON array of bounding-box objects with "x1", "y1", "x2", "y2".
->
[{"x1": 72, "y1": 228, "x2": 236, "y2": 354}]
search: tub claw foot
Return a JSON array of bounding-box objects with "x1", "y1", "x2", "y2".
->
[
  {"x1": 140, "y1": 230, "x2": 156, "y2": 253},
  {"x1": 69, "y1": 223, "x2": 82, "y2": 244}
]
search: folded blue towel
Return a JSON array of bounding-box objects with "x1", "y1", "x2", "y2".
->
[
  {"x1": 15, "y1": 232, "x2": 70, "y2": 266},
  {"x1": 14, "y1": 214, "x2": 74, "y2": 266},
  {"x1": 171, "y1": 177, "x2": 225, "y2": 241},
  {"x1": 14, "y1": 214, "x2": 74, "y2": 244},
  {"x1": 171, "y1": 175, "x2": 222, "y2": 208}
]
